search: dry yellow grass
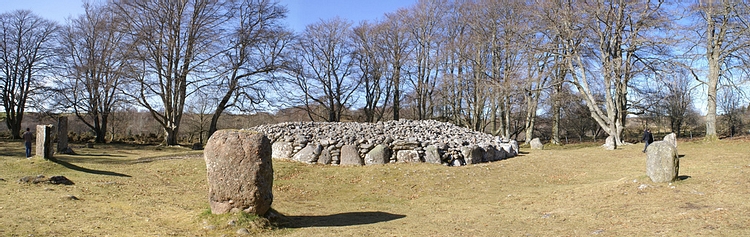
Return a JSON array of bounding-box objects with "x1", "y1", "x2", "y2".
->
[{"x1": 1, "y1": 138, "x2": 749, "y2": 236}]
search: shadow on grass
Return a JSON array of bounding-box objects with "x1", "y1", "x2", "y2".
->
[
  {"x1": 280, "y1": 211, "x2": 406, "y2": 228},
  {"x1": 50, "y1": 158, "x2": 131, "y2": 177},
  {"x1": 678, "y1": 175, "x2": 691, "y2": 180},
  {"x1": 54, "y1": 155, "x2": 133, "y2": 165}
]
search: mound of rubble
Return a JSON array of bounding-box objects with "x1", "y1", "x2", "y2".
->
[{"x1": 248, "y1": 120, "x2": 518, "y2": 166}]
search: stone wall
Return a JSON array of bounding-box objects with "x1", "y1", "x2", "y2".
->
[{"x1": 249, "y1": 120, "x2": 518, "y2": 166}]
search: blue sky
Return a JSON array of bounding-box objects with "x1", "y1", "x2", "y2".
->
[{"x1": 3, "y1": 0, "x2": 416, "y2": 32}]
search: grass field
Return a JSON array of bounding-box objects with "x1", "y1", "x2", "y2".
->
[{"x1": 1, "y1": 138, "x2": 748, "y2": 236}]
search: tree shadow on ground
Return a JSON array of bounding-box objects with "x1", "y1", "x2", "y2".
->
[
  {"x1": 279, "y1": 211, "x2": 406, "y2": 228},
  {"x1": 50, "y1": 158, "x2": 131, "y2": 177}
]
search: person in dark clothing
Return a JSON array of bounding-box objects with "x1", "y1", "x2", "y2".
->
[
  {"x1": 642, "y1": 129, "x2": 654, "y2": 153},
  {"x1": 22, "y1": 127, "x2": 33, "y2": 158}
]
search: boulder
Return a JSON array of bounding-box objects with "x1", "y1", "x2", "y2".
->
[
  {"x1": 365, "y1": 144, "x2": 390, "y2": 165},
  {"x1": 397, "y1": 150, "x2": 421, "y2": 163},
  {"x1": 509, "y1": 140, "x2": 519, "y2": 155},
  {"x1": 529, "y1": 138, "x2": 544, "y2": 150},
  {"x1": 646, "y1": 141, "x2": 679, "y2": 183},
  {"x1": 499, "y1": 144, "x2": 516, "y2": 158},
  {"x1": 423, "y1": 145, "x2": 442, "y2": 164},
  {"x1": 603, "y1": 136, "x2": 616, "y2": 150},
  {"x1": 339, "y1": 145, "x2": 363, "y2": 166},
  {"x1": 271, "y1": 142, "x2": 293, "y2": 159},
  {"x1": 461, "y1": 145, "x2": 484, "y2": 164},
  {"x1": 317, "y1": 149, "x2": 332, "y2": 165},
  {"x1": 663, "y1": 133, "x2": 677, "y2": 149},
  {"x1": 204, "y1": 130, "x2": 273, "y2": 216},
  {"x1": 292, "y1": 143, "x2": 322, "y2": 164},
  {"x1": 482, "y1": 146, "x2": 504, "y2": 162}
]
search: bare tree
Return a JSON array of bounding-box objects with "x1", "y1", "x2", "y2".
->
[
  {"x1": 661, "y1": 67, "x2": 695, "y2": 137},
  {"x1": 288, "y1": 18, "x2": 358, "y2": 122},
  {"x1": 543, "y1": 0, "x2": 669, "y2": 148},
  {"x1": 404, "y1": 0, "x2": 447, "y2": 120},
  {"x1": 352, "y1": 21, "x2": 390, "y2": 122},
  {"x1": 114, "y1": 0, "x2": 226, "y2": 145},
  {"x1": 54, "y1": 2, "x2": 128, "y2": 143},
  {"x1": 690, "y1": 1, "x2": 750, "y2": 141},
  {"x1": 0, "y1": 10, "x2": 58, "y2": 139},
  {"x1": 207, "y1": 0, "x2": 290, "y2": 138},
  {"x1": 717, "y1": 86, "x2": 746, "y2": 137},
  {"x1": 378, "y1": 10, "x2": 411, "y2": 121}
]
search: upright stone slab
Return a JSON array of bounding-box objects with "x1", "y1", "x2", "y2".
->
[
  {"x1": 318, "y1": 149, "x2": 332, "y2": 165},
  {"x1": 35, "y1": 125, "x2": 53, "y2": 159},
  {"x1": 529, "y1": 138, "x2": 544, "y2": 150},
  {"x1": 461, "y1": 145, "x2": 484, "y2": 164},
  {"x1": 339, "y1": 144, "x2": 363, "y2": 166},
  {"x1": 57, "y1": 116, "x2": 69, "y2": 153},
  {"x1": 423, "y1": 145, "x2": 442, "y2": 164},
  {"x1": 499, "y1": 144, "x2": 515, "y2": 158},
  {"x1": 365, "y1": 144, "x2": 390, "y2": 165},
  {"x1": 509, "y1": 140, "x2": 519, "y2": 155},
  {"x1": 204, "y1": 130, "x2": 273, "y2": 216},
  {"x1": 663, "y1": 133, "x2": 677, "y2": 150},
  {"x1": 646, "y1": 141, "x2": 679, "y2": 183},
  {"x1": 603, "y1": 136, "x2": 616, "y2": 150}
]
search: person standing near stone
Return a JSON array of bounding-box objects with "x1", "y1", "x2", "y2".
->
[
  {"x1": 642, "y1": 129, "x2": 654, "y2": 153},
  {"x1": 22, "y1": 127, "x2": 33, "y2": 158}
]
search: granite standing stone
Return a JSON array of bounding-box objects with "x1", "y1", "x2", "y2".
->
[
  {"x1": 423, "y1": 145, "x2": 442, "y2": 164},
  {"x1": 318, "y1": 149, "x2": 332, "y2": 165},
  {"x1": 365, "y1": 144, "x2": 391, "y2": 165},
  {"x1": 339, "y1": 145, "x2": 363, "y2": 166},
  {"x1": 603, "y1": 136, "x2": 616, "y2": 150},
  {"x1": 646, "y1": 141, "x2": 679, "y2": 183},
  {"x1": 461, "y1": 145, "x2": 484, "y2": 164},
  {"x1": 663, "y1": 133, "x2": 677, "y2": 150},
  {"x1": 529, "y1": 138, "x2": 544, "y2": 150},
  {"x1": 57, "y1": 116, "x2": 70, "y2": 153},
  {"x1": 36, "y1": 125, "x2": 54, "y2": 159},
  {"x1": 204, "y1": 130, "x2": 273, "y2": 216}
]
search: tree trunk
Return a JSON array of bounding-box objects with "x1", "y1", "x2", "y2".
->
[{"x1": 705, "y1": 55, "x2": 720, "y2": 141}]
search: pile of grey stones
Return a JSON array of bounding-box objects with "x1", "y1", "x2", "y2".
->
[{"x1": 248, "y1": 119, "x2": 518, "y2": 166}]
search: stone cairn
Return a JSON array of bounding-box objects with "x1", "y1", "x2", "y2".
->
[{"x1": 249, "y1": 120, "x2": 518, "y2": 166}]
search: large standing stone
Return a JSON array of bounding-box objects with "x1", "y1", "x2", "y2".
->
[
  {"x1": 461, "y1": 146, "x2": 484, "y2": 164},
  {"x1": 57, "y1": 116, "x2": 71, "y2": 153},
  {"x1": 364, "y1": 144, "x2": 390, "y2": 165},
  {"x1": 318, "y1": 149, "x2": 332, "y2": 165},
  {"x1": 271, "y1": 142, "x2": 293, "y2": 159},
  {"x1": 509, "y1": 140, "x2": 519, "y2": 155},
  {"x1": 36, "y1": 125, "x2": 53, "y2": 160},
  {"x1": 663, "y1": 133, "x2": 677, "y2": 149},
  {"x1": 529, "y1": 138, "x2": 544, "y2": 150},
  {"x1": 204, "y1": 130, "x2": 273, "y2": 216},
  {"x1": 646, "y1": 141, "x2": 679, "y2": 183},
  {"x1": 603, "y1": 136, "x2": 616, "y2": 150},
  {"x1": 423, "y1": 145, "x2": 442, "y2": 164},
  {"x1": 499, "y1": 144, "x2": 516, "y2": 158},
  {"x1": 339, "y1": 145, "x2": 363, "y2": 166},
  {"x1": 482, "y1": 145, "x2": 504, "y2": 162},
  {"x1": 397, "y1": 150, "x2": 421, "y2": 163},
  {"x1": 292, "y1": 143, "x2": 321, "y2": 164}
]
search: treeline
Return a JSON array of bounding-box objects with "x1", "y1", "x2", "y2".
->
[{"x1": 1, "y1": 0, "x2": 749, "y2": 146}]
